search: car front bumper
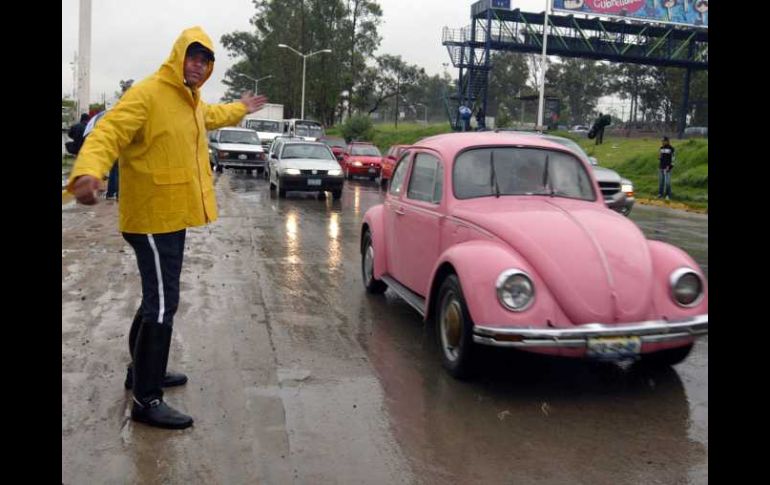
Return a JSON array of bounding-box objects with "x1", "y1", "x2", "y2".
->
[
  {"x1": 279, "y1": 174, "x2": 344, "y2": 191},
  {"x1": 219, "y1": 159, "x2": 267, "y2": 169},
  {"x1": 473, "y1": 314, "x2": 708, "y2": 349},
  {"x1": 347, "y1": 166, "x2": 380, "y2": 176}
]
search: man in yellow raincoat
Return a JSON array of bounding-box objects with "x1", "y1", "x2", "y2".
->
[{"x1": 67, "y1": 27, "x2": 267, "y2": 429}]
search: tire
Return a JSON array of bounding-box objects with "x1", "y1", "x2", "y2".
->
[
  {"x1": 436, "y1": 274, "x2": 477, "y2": 379},
  {"x1": 332, "y1": 189, "x2": 342, "y2": 200},
  {"x1": 215, "y1": 164, "x2": 223, "y2": 173},
  {"x1": 361, "y1": 231, "x2": 387, "y2": 294},
  {"x1": 638, "y1": 343, "x2": 694, "y2": 368},
  {"x1": 277, "y1": 177, "x2": 286, "y2": 198}
]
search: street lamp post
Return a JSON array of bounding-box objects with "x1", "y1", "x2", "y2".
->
[
  {"x1": 236, "y1": 73, "x2": 273, "y2": 95},
  {"x1": 278, "y1": 44, "x2": 332, "y2": 120}
]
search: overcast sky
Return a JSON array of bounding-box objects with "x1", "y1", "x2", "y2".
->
[{"x1": 62, "y1": 0, "x2": 551, "y2": 106}]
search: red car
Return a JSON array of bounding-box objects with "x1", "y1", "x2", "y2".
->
[
  {"x1": 342, "y1": 142, "x2": 382, "y2": 180},
  {"x1": 320, "y1": 136, "x2": 347, "y2": 161},
  {"x1": 379, "y1": 144, "x2": 410, "y2": 186}
]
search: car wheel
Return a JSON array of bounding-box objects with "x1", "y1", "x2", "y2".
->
[
  {"x1": 436, "y1": 274, "x2": 477, "y2": 379},
  {"x1": 215, "y1": 164, "x2": 223, "y2": 173},
  {"x1": 361, "y1": 231, "x2": 387, "y2": 294},
  {"x1": 332, "y1": 189, "x2": 342, "y2": 200},
  {"x1": 277, "y1": 177, "x2": 286, "y2": 198},
  {"x1": 637, "y1": 343, "x2": 694, "y2": 368}
]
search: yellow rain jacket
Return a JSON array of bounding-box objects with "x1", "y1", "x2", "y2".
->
[{"x1": 67, "y1": 27, "x2": 247, "y2": 234}]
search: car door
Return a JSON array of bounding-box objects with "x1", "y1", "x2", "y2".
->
[
  {"x1": 384, "y1": 151, "x2": 413, "y2": 282},
  {"x1": 390, "y1": 151, "x2": 445, "y2": 296}
]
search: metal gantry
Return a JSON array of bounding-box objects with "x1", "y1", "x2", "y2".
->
[{"x1": 443, "y1": 0, "x2": 708, "y2": 134}]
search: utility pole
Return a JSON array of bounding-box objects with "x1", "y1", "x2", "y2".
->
[{"x1": 77, "y1": 0, "x2": 92, "y2": 116}]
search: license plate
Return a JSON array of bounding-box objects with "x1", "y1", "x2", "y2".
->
[
  {"x1": 586, "y1": 336, "x2": 641, "y2": 360},
  {"x1": 307, "y1": 179, "x2": 321, "y2": 186},
  {"x1": 368, "y1": 168, "x2": 377, "y2": 174}
]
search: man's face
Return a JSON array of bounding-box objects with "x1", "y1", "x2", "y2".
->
[{"x1": 184, "y1": 52, "x2": 211, "y2": 87}]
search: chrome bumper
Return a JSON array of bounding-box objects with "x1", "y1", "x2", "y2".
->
[{"x1": 473, "y1": 314, "x2": 708, "y2": 348}]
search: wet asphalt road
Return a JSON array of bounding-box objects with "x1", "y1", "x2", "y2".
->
[{"x1": 62, "y1": 171, "x2": 707, "y2": 484}]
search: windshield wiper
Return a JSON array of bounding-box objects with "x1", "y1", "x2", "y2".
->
[
  {"x1": 542, "y1": 154, "x2": 554, "y2": 197},
  {"x1": 490, "y1": 150, "x2": 501, "y2": 198}
]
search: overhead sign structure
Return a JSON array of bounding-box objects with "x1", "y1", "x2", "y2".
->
[{"x1": 553, "y1": 0, "x2": 708, "y2": 28}]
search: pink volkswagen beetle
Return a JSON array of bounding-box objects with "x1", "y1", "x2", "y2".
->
[{"x1": 361, "y1": 132, "x2": 708, "y2": 378}]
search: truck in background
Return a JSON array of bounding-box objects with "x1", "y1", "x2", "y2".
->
[{"x1": 241, "y1": 103, "x2": 285, "y2": 150}]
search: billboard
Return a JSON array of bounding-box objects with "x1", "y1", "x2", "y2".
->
[{"x1": 552, "y1": 0, "x2": 708, "y2": 28}]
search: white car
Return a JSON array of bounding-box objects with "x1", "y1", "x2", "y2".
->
[
  {"x1": 208, "y1": 127, "x2": 266, "y2": 175},
  {"x1": 268, "y1": 139, "x2": 344, "y2": 200},
  {"x1": 569, "y1": 125, "x2": 590, "y2": 137}
]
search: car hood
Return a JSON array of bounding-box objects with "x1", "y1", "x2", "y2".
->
[
  {"x1": 279, "y1": 158, "x2": 342, "y2": 171},
  {"x1": 452, "y1": 198, "x2": 654, "y2": 324},
  {"x1": 216, "y1": 143, "x2": 264, "y2": 153},
  {"x1": 348, "y1": 155, "x2": 382, "y2": 164},
  {"x1": 591, "y1": 166, "x2": 622, "y2": 183}
]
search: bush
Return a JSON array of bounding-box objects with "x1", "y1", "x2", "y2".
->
[{"x1": 341, "y1": 115, "x2": 375, "y2": 143}]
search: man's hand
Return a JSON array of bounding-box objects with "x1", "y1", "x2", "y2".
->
[
  {"x1": 240, "y1": 92, "x2": 268, "y2": 114},
  {"x1": 71, "y1": 175, "x2": 102, "y2": 205}
]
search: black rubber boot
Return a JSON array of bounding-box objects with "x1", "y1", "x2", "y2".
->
[
  {"x1": 130, "y1": 321, "x2": 193, "y2": 430},
  {"x1": 125, "y1": 310, "x2": 187, "y2": 390}
]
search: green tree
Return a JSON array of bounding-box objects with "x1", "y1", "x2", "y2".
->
[
  {"x1": 487, "y1": 52, "x2": 529, "y2": 119},
  {"x1": 355, "y1": 55, "x2": 426, "y2": 127}
]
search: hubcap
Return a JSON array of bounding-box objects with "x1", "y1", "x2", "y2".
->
[
  {"x1": 440, "y1": 293, "x2": 463, "y2": 362},
  {"x1": 364, "y1": 243, "x2": 374, "y2": 283}
]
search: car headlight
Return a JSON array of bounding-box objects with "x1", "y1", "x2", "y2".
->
[
  {"x1": 496, "y1": 270, "x2": 535, "y2": 312},
  {"x1": 621, "y1": 179, "x2": 634, "y2": 196},
  {"x1": 353, "y1": 161, "x2": 363, "y2": 167},
  {"x1": 328, "y1": 169, "x2": 342, "y2": 176},
  {"x1": 670, "y1": 268, "x2": 704, "y2": 307},
  {"x1": 284, "y1": 168, "x2": 300, "y2": 175}
]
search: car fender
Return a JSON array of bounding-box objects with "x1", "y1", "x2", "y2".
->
[
  {"x1": 361, "y1": 205, "x2": 388, "y2": 280},
  {"x1": 647, "y1": 240, "x2": 708, "y2": 317},
  {"x1": 425, "y1": 240, "x2": 568, "y2": 328}
]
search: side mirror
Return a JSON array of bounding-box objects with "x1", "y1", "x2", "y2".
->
[{"x1": 271, "y1": 153, "x2": 278, "y2": 160}]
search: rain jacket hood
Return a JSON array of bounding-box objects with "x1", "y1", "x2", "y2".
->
[{"x1": 158, "y1": 26, "x2": 215, "y2": 95}]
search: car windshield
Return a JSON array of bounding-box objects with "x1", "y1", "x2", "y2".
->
[
  {"x1": 351, "y1": 145, "x2": 381, "y2": 156},
  {"x1": 453, "y1": 147, "x2": 596, "y2": 201},
  {"x1": 247, "y1": 120, "x2": 281, "y2": 133},
  {"x1": 322, "y1": 139, "x2": 347, "y2": 149},
  {"x1": 281, "y1": 144, "x2": 334, "y2": 160},
  {"x1": 295, "y1": 123, "x2": 324, "y2": 138},
  {"x1": 220, "y1": 131, "x2": 260, "y2": 145}
]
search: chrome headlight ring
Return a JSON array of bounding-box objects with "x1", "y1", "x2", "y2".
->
[{"x1": 496, "y1": 269, "x2": 535, "y2": 312}]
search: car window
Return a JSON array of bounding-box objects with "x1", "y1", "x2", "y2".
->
[
  {"x1": 281, "y1": 144, "x2": 335, "y2": 160},
  {"x1": 407, "y1": 153, "x2": 442, "y2": 204},
  {"x1": 208, "y1": 132, "x2": 217, "y2": 143},
  {"x1": 389, "y1": 152, "x2": 411, "y2": 197},
  {"x1": 219, "y1": 130, "x2": 260, "y2": 145},
  {"x1": 454, "y1": 147, "x2": 596, "y2": 201},
  {"x1": 351, "y1": 145, "x2": 381, "y2": 156},
  {"x1": 247, "y1": 120, "x2": 281, "y2": 133}
]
